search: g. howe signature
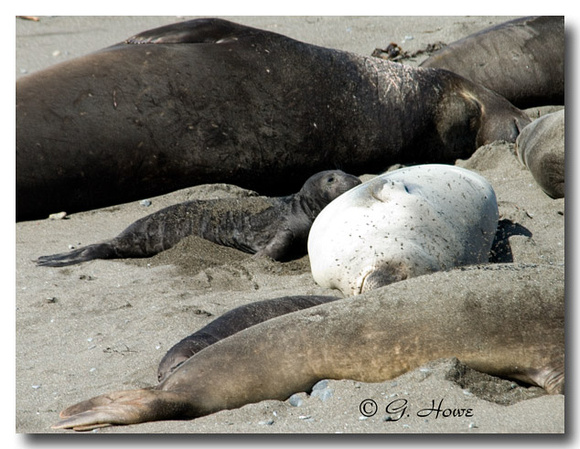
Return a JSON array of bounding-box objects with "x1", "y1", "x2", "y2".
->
[{"x1": 360, "y1": 398, "x2": 473, "y2": 420}]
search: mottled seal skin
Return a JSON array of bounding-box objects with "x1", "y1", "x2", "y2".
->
[
  {"x1": 36, "y1": 170, "x2": 360, "y2": 266},
  {"x1": 17, "y1": 18, "x2": 531, "y2": 221},
  {"x1": 52, "y1": 264, "x2": 564, "y2": 431},
  {"x1": 308, "y1": 165, "x2": 498, "y2": 296},
  {"x1": 158, "y1": 295, "x2": 340, "y2": 383},
  {"x1": 515, "y1": 109, "x2": 565, "y2": 199},
  {"x1": 420, "y1": 16, "x2": 565, "y2": 109}
]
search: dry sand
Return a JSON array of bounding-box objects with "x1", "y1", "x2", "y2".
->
[{"x1": 15, "y1": 16, "x2": 565, "y2": 436}]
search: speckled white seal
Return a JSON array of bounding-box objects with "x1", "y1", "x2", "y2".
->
[{"x1": 308, "y1": 164, "x2": 498, "y2": 296}]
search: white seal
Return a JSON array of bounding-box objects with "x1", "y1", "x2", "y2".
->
[{"x1": 308, "y1": 164, "x2": 498, "y2": 296}]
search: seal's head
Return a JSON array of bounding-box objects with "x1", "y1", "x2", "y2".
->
[
  {"x1": 298, "y1": 170, "x2": 361, "y2": 216},
  {"x1": 453, "y1": 81, "x2": 531, "y2": 147}
]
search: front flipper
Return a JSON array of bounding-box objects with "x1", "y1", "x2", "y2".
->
[
  {"x1": 125, "y1": 18, "x2": 263, "y2": 45},
  {"x1": 53, "y1": 389, "x2": 195, "y2": 431},
  {"x1": 253, "y1": 229, "x2": 296, "y2": 261}
]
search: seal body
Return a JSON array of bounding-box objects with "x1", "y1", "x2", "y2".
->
[
  {"x1": 36, "y1": 170, "x2": 360, "y2": 266},
  {"x1": 308, "y1": 165, "x2": 498, "y2": 296},
  {"x1": 515, "y1": 109, "x2": 565, "y2": 199},
  {"x1": 17, "y1": 18, "x2": 530, "y2": 221},
  {"x1": 157, "y1": 295, "x2": 339, "y2": 383},
  {"x1": 52, "y1": 264, "x2": 564, "y2": 431},
  {"x1": 420, "y1": 16, "x2": 565, "y2": 109}
]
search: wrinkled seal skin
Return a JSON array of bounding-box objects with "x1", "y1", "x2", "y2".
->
[
  {"x1": 52, "y1": 264, "x2": 564, "y2": 431},
  {"x1": 515, "y1": 109, "x2": 565, "y2": 199},
  {"x1": 17, "y1": 18, "x2": 531, "y2": 221},
  {"x1": 308, "y1": 165, "x2": 499, "y2": 296},
  {"x1": 420, "y1": 16, "x2": 565, "y2": 109},
  {"x1": 36, "y1": 170, "x2": 360, "y2": 266},
  {"x1": 158, "y1": 295, "x2": 340, "y2": 383}
]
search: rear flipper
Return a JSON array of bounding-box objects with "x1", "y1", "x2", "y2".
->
[
  {"x1": 36, "y1": 242, "x2": 117, "y2": 267},
  {"x1": 52, "y1": 389, "x2": 197, "y2": 431},
  {"x1": 524, "y1": 363, "x2": 565, "y2": 395}
]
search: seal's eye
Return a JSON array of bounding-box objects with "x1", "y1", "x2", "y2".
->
[{"x1": 327, "y1": 176, "x2": 335, "y2": 183}]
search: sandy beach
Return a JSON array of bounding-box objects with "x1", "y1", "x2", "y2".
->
[{"x1": 15, "y1": 16, "x2": 565, "y2": 435}]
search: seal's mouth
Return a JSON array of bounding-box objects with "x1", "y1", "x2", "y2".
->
[
  {"x1": 355, "y1": 266, "x2": 379, "y2": 295},
  {"x1": 356, "y1": 264, "x2": 409, "y2": 295}
]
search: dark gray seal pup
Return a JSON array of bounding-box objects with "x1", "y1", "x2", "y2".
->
[
  {"x1": 36, "y1": 170, "x2": 360, "y2": 266},
  {"x1": 158, "y1": 295, "x2": 340, "y2": 383},
  {"x1": 515, "y1": 109, "x2": 565, "y2": 198},
  {"x1": 420, "y1": 16, "x2": 564, "y2": 109},
  {"x1": 17, "y1": 18, "x2": 531, "y2": 221},
  {"x1": 52, "y1": 264, "x2": 564, "y2": 431}
]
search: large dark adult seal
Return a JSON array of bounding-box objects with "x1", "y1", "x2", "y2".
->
[
  {"x1": 36, "y1": 170, "x2": 360, "y2": 265},
  {"x1": 157, "y1": 295, "x2": 340, "y2": 383},
  {"x1": 420, "y1": 16, "x2": 565, "y2": 109},
  {"x1": 17, "y1": 18, "x2": 531, "y2": 221},
  {"x1": 53, "y1": 264, "x2": 564, "y2": 431},
  {"x1": 515, "y1": 109, "x2": 565, "y2": 199}
]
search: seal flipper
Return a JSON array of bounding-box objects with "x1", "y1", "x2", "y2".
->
[
  {"x1": 125, "y1": 18, "x2": 261, "y2": 45},
  {"x1": 523, "y1": 362, "x2": 565, "y2": 395},
  {"x1": 254, "y1": 229, "x2": 296, "y2": 261},
  {"x1": 36, "y1": 242, "x2": 117, "y2": 267},
  {"x1": 53, "y1": 389, "x2": 197, "y2": 431}
]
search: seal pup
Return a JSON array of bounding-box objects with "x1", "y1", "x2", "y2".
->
[
  {"x1": 36, "y1": 170, "x2": 360, "y2": 266},
  {"x1": 158, "y1": 295, "x2": 340, "y2": 383},
  {"x1": 515, "y1": 109, "x2": 565, "y2": 199},
  {"x1": 308, "y1": 165, "x2": 499, "y2": 296},
  {"x1": 420, "y1": 16, "x2": 565, "y2": 109},
  {"x1": 17, "y1": 18, "x2": 531, "y2": 221},
  {"x1": 52, "y1": 264, "x2": 564, "y2": 431}
]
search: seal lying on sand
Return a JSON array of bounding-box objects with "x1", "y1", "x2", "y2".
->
[
  {"x1": 308, "y1": 165, "x2": 499, "y2": 296},
  {"x1": 52, "y1": 264, "x2": 564, "y2": 431},
  {"x1": 515, "y1": 109, "x2": 565, "y2": 199},
  {"x1": 37, "y1": 170, "x2": 360, "y2": 266},
  {"x1": 158, "y1": 295, "x2": 340, "y2": 383},
  {"x1": 17, "y1": 18, "x2": 531, "y2": 221},
  {"x1": 420, "y1": 16, "x2": 565, "y2": 109}
]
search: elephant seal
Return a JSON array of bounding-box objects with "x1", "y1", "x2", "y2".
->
[
  {"x1": 17, "y1": 18, "x2": 531, "y2": 221},
  {"x1": 36, "y1": 170, "x2": 360, "y2": 266},
  {"x1": 515, "y1": 109, "x2": 565, "y2": 199},
  {"x1": 158, "y1": 295, "x2": 339, "y2": 383},
  {"x1": 420, "y1": 16, "x2": 565, "y2": 109},
  {"x1": 308, "y1": 165, "x2": 498, "y2": 296},
  {"x1": 52, "y1": 264, "x2": 564, "y2": 431}
]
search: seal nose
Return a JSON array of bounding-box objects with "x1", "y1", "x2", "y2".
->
[
  {"x1": 477, "y1": 101, "x2": 531, "y2": 147},
  {"x1": 370, "y1": 180, "x2": 409, "y2": 203},
  {"x1": 337, "y1": 173, "x2": 362, "y2": 190}
]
